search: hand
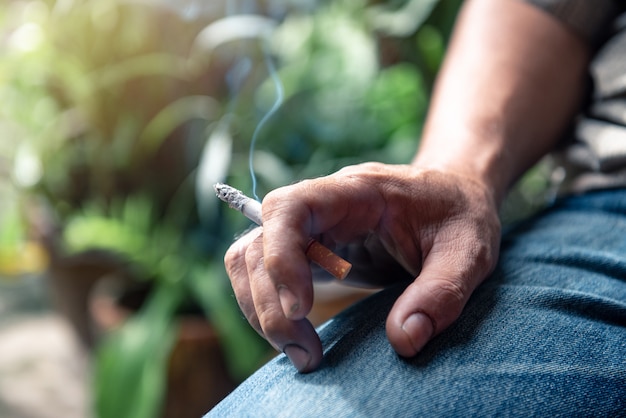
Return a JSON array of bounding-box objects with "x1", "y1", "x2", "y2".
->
[{"x1": 223, "y1": 162, "x2": 501, "y2": 372}]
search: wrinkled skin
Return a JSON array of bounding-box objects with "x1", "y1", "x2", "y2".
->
[
  {"x1": 222, "y1": 0, "x2": 590, "y2": 373},
  {"x1": 224, "y1": 163, "x2": 501, "y2": 372}
]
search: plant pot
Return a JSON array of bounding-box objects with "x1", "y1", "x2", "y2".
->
[
  {"x1": 45, "y1": 249, "x2": 131, "y2": 349},
  {"x1": 89, "y1": 279, "x2": 237, "y2": 417}
]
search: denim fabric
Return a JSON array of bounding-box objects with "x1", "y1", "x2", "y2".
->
[{"x1": 206, "y1": 189, "x2": 626, "y2": 417}]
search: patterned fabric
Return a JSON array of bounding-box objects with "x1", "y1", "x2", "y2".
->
[
  {"x1": 523, "y1": 0, "x2": 626, "y2": 194},
  {"x1": 523, "y1": 0, "x2": 620, "y2": 44}
]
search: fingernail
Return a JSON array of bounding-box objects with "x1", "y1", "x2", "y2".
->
[
  {"x1": 284, "y1": 344, "x2": 311, "y2": 372},
  {"x1": 401, "y1": 312, "x2": 434, "y2": 354},
  {"x1": 278, "y1": 285, "x2": 299, "y2": 318}
]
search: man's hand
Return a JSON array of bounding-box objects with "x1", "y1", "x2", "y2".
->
[
  {"x1": 223, "y1": 0, "x2": 590, "y2": 372},
  {"x1": 224, "y1": 163, "x2": 501, "y2": 371}
]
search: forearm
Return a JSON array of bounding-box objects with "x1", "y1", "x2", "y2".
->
[{"x1": 413, "y1": 0, "x2": 590, "y2": 206}]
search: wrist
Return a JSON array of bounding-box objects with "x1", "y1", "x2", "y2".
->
[{"x1": 412, "y1": 132, "x2": 511, "y2": 208}]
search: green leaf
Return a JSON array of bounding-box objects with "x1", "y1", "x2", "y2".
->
[
  {"x1": 188, "y1": 264, "x2": 270, "y2": 380},
  {"x1": 94, "y1": 282, "x2": 183, "y2": 418},
  {"x1": 139, "y1": 95, "x2": 220, "y2": 153},
  {"x1": 367, "y1": 0, "x2": 440, "y2": 36}
]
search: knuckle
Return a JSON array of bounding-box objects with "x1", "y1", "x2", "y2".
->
[
  {"x1": 475, "y1": 241, "x2": 499, "y2": 275},
  {"x1": 262, "y1": 251, "x2": 283, "y2": 277},
  {"x1": 224, "y1": 244, "x2": 245, "y2": 274},
  {"x1": 263, "y1": 184, "x2": 305, "y2": 211},
  {"x1": 256, "y1": 304, "x2": 287, "y2": 339},
  {"x1": 427, "y1": 278, "x2": 468, "y2": 320},
  {"x1": 238, "y1": 300, "x2": 263, "y2": 335},
  {"x1": 242, "y1": 235, "x2": 266, "y2": 276},
  {"x1": 465, "y1": 226, "x2": 500, "y2": 276},
  {"x1": 224, "y1": 228, "x2": 263, "y2": 278},
  {"x1": 261, "y1": 188, "x2": 284, "y2": 209},
  {"x1": 243, "y1": 245, "x2": 263, "y2": 273},
  {"x1": 436, "y1": 279, "x2": 467, "y2": 305},
  {"x1": 224, "y1": 244, "x2": 246, "y2": 279},
  {"x1": 336, "y1": 161, "x2": 384, "y2": 176}
]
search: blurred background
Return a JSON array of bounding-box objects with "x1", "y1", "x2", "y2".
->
[{"x1": 0, "y1": 0, "x2": 551, "y2": 417}]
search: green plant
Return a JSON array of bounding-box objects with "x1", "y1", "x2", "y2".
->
[
  {"x1": 63, "y1": 195, "x2": 268, "y2": 417},
  {"x1": 224, "y1": 0, "x2": 463, "y2": 197},
  {"x1": 1, "y1": 0, "x2": 270, "y2": 416},
  {"x1": 2, "y1": 0, "x2": 557, "y2": 417}
]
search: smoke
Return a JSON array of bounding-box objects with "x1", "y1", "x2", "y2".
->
[
  {"x1": 224, "y1": 1, "x2": 288, "y2": 201},
  {"x1": 248, "y1": 42, "x2": 284, "y2": 201},
  {"x1": 194, "y1": 1, "x2": 288, "y2": 223}
]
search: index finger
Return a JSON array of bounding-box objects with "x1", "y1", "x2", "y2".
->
[{"x1": 260, "y1": 175, "x2": 384, "y2": 319}]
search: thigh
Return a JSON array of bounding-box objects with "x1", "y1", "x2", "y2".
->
[{"x1": 206, "y1": 190, "x2": 626, "y2": 418}]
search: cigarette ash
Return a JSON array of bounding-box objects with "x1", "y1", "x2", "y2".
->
[{"x1": 214, "y1": 183, "x2": 250, "y2": 211}]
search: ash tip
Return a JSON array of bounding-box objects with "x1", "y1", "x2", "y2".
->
[
  {"x1": 213, "y1": 183, "x2": 249, "y2": 211},
  {"x1": 213, "y1": 182, "x2": 229, "y2": 198}
]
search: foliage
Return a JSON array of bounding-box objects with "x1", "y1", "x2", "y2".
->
[
  {"x1": 0, "y1": 0, "x2": 550, "y2": 417},
  {"x1": 0, "y1": 0, "x2": 270, "y2": 416},
  {"x1": 95, "y1": 281, "x2": 182, "y2": 418},
  {"x1": 228, "y1": 0, "x2": 464, "y2": 196}
]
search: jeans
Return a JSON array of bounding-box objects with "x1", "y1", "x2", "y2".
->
[{"x1": 206, "y1": 189, "x2": 626, "y2": 417}]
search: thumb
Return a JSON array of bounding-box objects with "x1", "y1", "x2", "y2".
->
[{"x1": 385, "y1": 252, "x2": 487, "y2": 358}]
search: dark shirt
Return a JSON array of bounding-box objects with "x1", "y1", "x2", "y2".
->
[{"x1": 525, "y1": 0, "x2": 626, "y2": 193}]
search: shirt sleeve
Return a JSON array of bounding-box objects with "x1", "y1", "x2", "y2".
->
[{"x1": 520, "y1": 0, "x2": 622, "y2": 45}]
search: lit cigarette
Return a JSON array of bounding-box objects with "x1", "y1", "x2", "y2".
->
[{"x1": 214, "y1": 183, "x2": 352, "y2": 280}]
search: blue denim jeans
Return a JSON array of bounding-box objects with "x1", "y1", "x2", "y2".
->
[{"x1": 206, "y1": 189, "x2": 626, "y2": 417}]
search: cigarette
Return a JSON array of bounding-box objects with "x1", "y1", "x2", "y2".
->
[{"x1": 214, "y1": 183, "x2": 351, "y2": 280}]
